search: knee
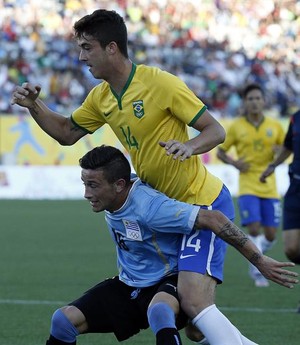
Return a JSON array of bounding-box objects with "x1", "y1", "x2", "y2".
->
[
  {"x1": 285, "y1": 247, "x2": 300, "y2": 264},
  {"x1": 52, "y1": 306, "x2": 75, "y2": 324},
  {"x1": 50, "y1": 307, "x2": 79, "y2": 341},
  {"x1": 51, "y1": 308, "x2": 70, "y2": 329},
  {"x1": 178, "y1": 274, "x2": 215, "y2": 317},
  {"x1": 264, "y1": 227, "x2": 277, "y2": 242},
  {"x1": 247, "y1": 222, "x2": 261, "y2": 236},
  {"x1": 265, "y1": 232, "x2": 276, "y2": 242},
  {"x1": 147, "y1": 302, "x2": 176, "y2": 334}
]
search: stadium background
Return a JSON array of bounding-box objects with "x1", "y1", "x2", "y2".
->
[
  {"x1": 0, "y1": 0, "x2": 299, "y2": 197},
  {"x1": 0, "y1": 2, "x2": 300, "y2": 345}
]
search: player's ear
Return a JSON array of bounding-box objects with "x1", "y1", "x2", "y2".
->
[
  {"x1": 106, "y1": 41, "x2": 118, "y2": 55},
  {"x1": 114, "y1": 178, "x2": 126, "y2": 192}
]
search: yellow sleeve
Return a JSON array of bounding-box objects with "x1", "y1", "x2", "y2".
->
[
  {"x1": 154, "y1": 70, "x2": 207, "y2": 126},
  {"x1": 71, "y1": 85, "x2": 106, "y2": 133},
  {"x1": 219, "y1": 121, "x2": 238, "y2": 152}
]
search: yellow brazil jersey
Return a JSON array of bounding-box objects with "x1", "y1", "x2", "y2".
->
[
  {"x1": 219, "y1": 116, "x2": 285, "y2": 198},
  {"x1": 71, "y1": 63, "x2": 223, "y2": 205}
]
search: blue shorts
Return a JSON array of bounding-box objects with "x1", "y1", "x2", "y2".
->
[
  {"x1": 283, "y1": 179, "x2": 300, "y2": 230},
  {"x1": 238, "y1": 195, "x2": 281, "y2": 227},
  {"x1": 178, "y1": 184, "x2": 234, "y2": 283}
]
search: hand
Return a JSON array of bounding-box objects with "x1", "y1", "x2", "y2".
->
[
  {"x1": 260, "y1": 165, "x2": 275, "y2": 183},
  {"x1": 11, "y1": 82, "x2": 41, "y2": 108},
  {"x1": 255, "y1": 255, "x2": 298, "y2": 289},
  {"x1": 159, "y1": 140, "x2": 193, "y2": 161},
  {"x1": 233, "y1": 157, "x2": 250, "y2": 173}
]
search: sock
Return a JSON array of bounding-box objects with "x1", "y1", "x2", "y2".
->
[
  {"x1": 192, "y1": 304, "x2": 258, "y2": 345},
  {"x1": 248, "y1": 235, "x2": 262, "y2": 252},
  {"x1": 147, "y1": 302, "x2": 176, "y2": 333},
  {"x1": 192, "y1": 305, "x2": 258, "y2": 345},
  {"x1": 259, "y1": 235, "x2": 276, "y2": 253},
  {"x1": 147, "y1": 303, "x2": 181, "y2": 345},
  {"x1": 50, "y1": 309, "x2": 79, "y2": 343},
  {"x1": 156, "y1": 328, "x2": 182, "y2": 345}
]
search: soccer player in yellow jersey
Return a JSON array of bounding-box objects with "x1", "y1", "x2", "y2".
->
[
  {"x1": 217, "y1": 83, "x2": 285, "y2": 288},
  {"x1": 12, "y1": 9, "x2": 262, "y2": 345}
]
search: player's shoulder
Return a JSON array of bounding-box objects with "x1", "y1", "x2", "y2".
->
[
  {"x1": 136, "y1": 64, "x2": 179, "y2": 84},
  {"x1": 264, "y1": 115, "x2": 279, "y2": 122},
  {"x1": 136, "y1": 64, "x2": 165, "y2": 76},
  {"x1": 263, "y1": 115, "x2": 283, "y2": 127},
  {"x1": 229, "y1": 116, "x2": 247, "y2": 128},
  {"x1": 131, "y1": 178, "x2": 167, "y2": 206},
  {"x1": 133, "y1": 178, "x2": 164, "y2": 198},
  {"x1": 88, "y1": 81, "x2": 110, "y2": 97}
]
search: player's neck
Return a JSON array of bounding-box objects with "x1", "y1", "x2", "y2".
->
[
  {"x1": 111, "y1": 182, "x2": 134, "y2": 212},
  {"x1": 108, "y1": 59, "x2": 133, "y2": 96},
  {"x1": 247, "y1": 113, "x2": 264, "y2": 126}
]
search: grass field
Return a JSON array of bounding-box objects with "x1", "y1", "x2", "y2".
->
[{"x1": 0, "y1": 199, "x2": 299, "y2": 345}]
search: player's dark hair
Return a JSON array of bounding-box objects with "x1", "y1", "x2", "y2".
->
[
  {"x1": 79, "y1": 145, "x2": 131, "y2": 184},
  {"x1": 73, "y1": 9, "x2": 128, "y2": 58},
  {"x1": 242, "y1": 83, "x2": 264, "y2": 99}
]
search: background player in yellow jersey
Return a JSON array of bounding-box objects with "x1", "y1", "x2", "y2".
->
[
  {"x1": 12, "y1": 9, "x2": 264, "y2": 345},
  {"x1": 260, "y1": 109, "x2": 300, "y2": 312},
  {"x1": 217, "y1": 83, "x2": 285, "y2": 288}
]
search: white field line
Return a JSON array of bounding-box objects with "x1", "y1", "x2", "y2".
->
[
  {"x1": 0, "y1": 299, "x2": 66, "y2": 305},
  {"x1": 0, "y1": 299, "x2": 297, "y2": 313}
]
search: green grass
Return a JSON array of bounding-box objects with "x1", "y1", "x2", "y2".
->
[{"x1": 0, "y1": 199, "x2": 299, "y2": 345}]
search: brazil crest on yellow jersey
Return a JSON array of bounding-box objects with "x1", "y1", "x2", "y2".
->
[{"x1": 72, "y1": 63, "x2": 223, "y2": 205}]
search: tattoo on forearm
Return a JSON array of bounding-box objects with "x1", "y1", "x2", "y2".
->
[
  {"x1": 219, "y1": 221, "x2": 262, "y2": 263},
  {"x1": 219, "y1": 222, "x2": 248, "y2": 248},
  {"x1": 249, "y1": 252, "x2": 262, "y2": 265}
]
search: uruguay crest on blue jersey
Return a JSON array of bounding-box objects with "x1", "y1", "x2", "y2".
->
[{"x1": 123, "y1": 219, "x2": 143, "y2": 241}]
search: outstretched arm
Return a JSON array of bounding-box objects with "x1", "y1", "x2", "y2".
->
[
  {"x1": 11, "y1": 82, "x2": 86, "y2": 145},
  {"x1": 194, "y1": 209, "x2": 299, "y2": 288}
]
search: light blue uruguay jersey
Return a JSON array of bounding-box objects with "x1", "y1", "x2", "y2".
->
[{"x1": 104, "y1": 178, "x2": 200, "y2": 288}]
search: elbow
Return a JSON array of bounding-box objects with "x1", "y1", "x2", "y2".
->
[
  {"x1": 58, "y1": 140, "x2": 72, "y2": 146},
  {"x1": 216, "y1": 148, "x2": 223, "y2": 161},
  {"x1": 197, "y1": 209, "x2": 224, "y2": 230},
  {"x1": 57, "y1": 136, "x2": 77, "y2": 146},
  {"x1": 209, "y1": 123, "x2": 225, "y2": 146},
  {"x1": 217, "y1": 126, "x2": 226, "y2": 144}
]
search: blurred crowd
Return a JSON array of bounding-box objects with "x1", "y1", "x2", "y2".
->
[{"x1": 0, "y1": 0, "x2": 299, "y2": 118}]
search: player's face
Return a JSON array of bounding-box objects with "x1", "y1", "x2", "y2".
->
[
  {"x1": 77, "y1": 35, "x2": 109, "y2": 80},
  {"x1": 244, "y1": 89, "x2": 265, "y2": 115},
  {"x1": 81, "y1": 168, "x2": 119, "y2": 213}
]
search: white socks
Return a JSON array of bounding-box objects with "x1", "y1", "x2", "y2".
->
[
  {"x1": 260, "y1": 235, "x2": 276, "y2": 253},
  {"x1": 248, "y1": 234, "x2": 276, "y2": 254},
  {"x1": 192, "y1": 304, "x2": 258, "y2": 345}
]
